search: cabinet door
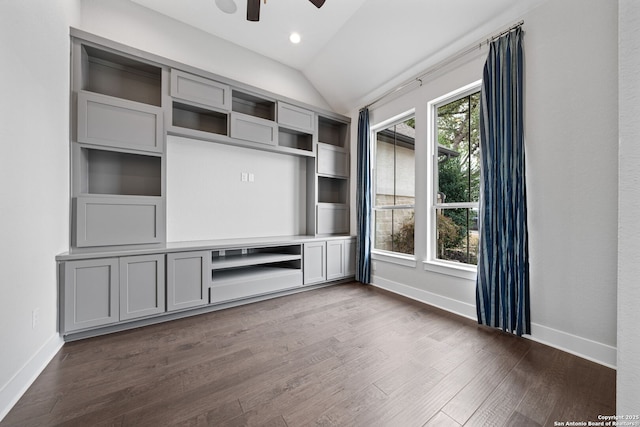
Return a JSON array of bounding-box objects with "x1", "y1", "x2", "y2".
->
[
  {"x1": 326, "y1": 240, "x2": 345, "y2": 281},
  {"x1": 77, "y1": 91, "x2": 163, "y2": 153},
  {"x1": 317, "y1": 204, "x2": 349, "y2": 235},
  {"x1": 119, "y1": 254, "x2": 165, "y2": 320},
  {"x1": 230, "y1": 112, "x2": 278, "y2": 146},
  {"x1": 344, "y1": 238, "x2": 356, "y2": 277},
  {"x1": 170, "y1": 69, "x2": 231, "y2": 111},
  {"x1": 317, "y1": 143, "x2": 348, "y2": 178},
  {"x1": 303, "y1": 242, "x2": 326, "y2": 285},
  {"x1": 63, "y1": 258, "x2": 119, "y2": 333},
  {"x1": 277, "y1": 102, "x2": 315, "y2": 133},
  {"x1": 166, "y1": 251, "x2": 208, "y2": 311},
  {"x1": 75, "y1": 196, "x2": 162, "y2": 247}
]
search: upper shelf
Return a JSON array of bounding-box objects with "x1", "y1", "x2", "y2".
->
[
  {"x1": 80, "y1": 44, "x2": 162, "y2": 107},
  {"x1": 211, "y1": 252, "x2": 302, "y2": 270}
]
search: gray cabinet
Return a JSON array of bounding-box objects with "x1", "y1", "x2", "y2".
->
[
  {"x1": 277, "y1": 102, "x2": 314, "y2": 133},
  {"x1": 170, "y1": 69, "x2": 231, "y2": 111},
  {"x1": 63, "y1": 258, "x2": 119, "y2": 332},
  {"x1": 77, "y1": 91, "x2": 163, "y2": 153},
  {"x1": 317, "y1": 204, "x2": 349, "y2": 235},
  {"x1": 74, "y1": 196, "x2": 162, "y2": 247},
  {"x1": 167, "y1": 251, "x2": 209, "y2": 311},
  {"x1": 119, "y1": 254, "x2": 165, "y2": 320},
  {"x1": 317, "y1": 143, "x2": 349, "y2": 178},
  {"x1": 326, "y1": 240, "x2": 345, "y2": 281},
  {"x1": 303, "y1": 242, "x2": 326, "y2": 285},
  {"x1": 230, "y1": 112, "x2": 278, "y2": 146}
]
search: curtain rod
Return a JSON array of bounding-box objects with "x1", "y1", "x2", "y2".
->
[{"x1": 363, "y1": 20, "x2": 524, "y2": 110}]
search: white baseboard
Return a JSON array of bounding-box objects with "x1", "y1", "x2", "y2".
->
[
  {"x1": 0, "y1": 334, "x2": 64, "y2": 422},
  {"x1": 370, "y1": 277, "x2": 617, "y2": 369}
]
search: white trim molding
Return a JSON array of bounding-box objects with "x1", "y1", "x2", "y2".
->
[
  {"x1": 0, "y1": 334, "x2": 64, "y2": 422},
  {"x1": 371, "y1": 277, "x2": 617, "y2": 369}
]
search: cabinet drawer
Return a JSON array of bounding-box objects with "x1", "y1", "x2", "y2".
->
[
  {"x1": 317, "y1": 204, "x2": 349, "y2": 235},
  {"x1": 77, "y1": 91, "x2": 163, "y2": 153},
  {"x1": 230, "y1": 112, "x2": 278, "y2": 146},
  {"x1": 170, "y1": 69, "x2": 231, "y2": 111},
  {"x1": 75, "y1": 196, "x2": 162, "y2": 247},
  {"x1": 277, "y1": 102, "x2": 314, "y2": 133},
  {"x1": 317, "y1": 143, "x2": 348, "y2": 177}
]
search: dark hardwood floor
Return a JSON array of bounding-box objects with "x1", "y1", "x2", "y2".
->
[{"x1": 2, "y1": 282, "x2": 615, "y2": 426}]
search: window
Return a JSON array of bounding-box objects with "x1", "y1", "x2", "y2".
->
[
  {"x1": 373, "y1": 114, "x2": 415, "y2": 256},
  {"x1": 431, "y1": 84, "x2": 481, "y2": 267}
]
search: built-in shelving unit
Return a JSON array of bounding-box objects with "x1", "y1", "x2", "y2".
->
[{"x1": 61, "y1": 29, "x2": 354, "y2": 342}]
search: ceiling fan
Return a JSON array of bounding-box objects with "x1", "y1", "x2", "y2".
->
[{"x1": 215, "y1": 0, "x2": 326, "y2": 22}]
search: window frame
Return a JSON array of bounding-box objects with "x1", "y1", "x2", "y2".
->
[
  {"x1": 424, "y1": 81, "x2": 482, "y2": 279},
  {"x1": 370, "y1": 109, "x2": 416, "y2": 261}
]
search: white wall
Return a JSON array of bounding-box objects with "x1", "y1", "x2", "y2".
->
[
  {"x1": 361, "y1": 0, "x2": 619, "y2": 367},
  {"x1": 0, "y1": 0, "x2": 80, "y2": 420},
  {"x1": 166, "y1": 137, "x2": 308, "y2": 241},
  {"x1": 617, "y1": 0, "x2": 640, "y2": 414},
  {"x1": 79, "y1": 0, "x2": 330, "y2": 111}
]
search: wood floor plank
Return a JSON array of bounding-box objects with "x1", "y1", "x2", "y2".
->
[{"x1": 1, "y1": 282, "x2": 616, "y2": 427}]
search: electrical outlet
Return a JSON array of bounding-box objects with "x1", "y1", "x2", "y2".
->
[
  {"x1": 32, "y1": 308, "x2": 40, "y2": 329},
  {"x1": 372, "y1": 262, "x2": 377, "y2": 272},
  {"x1": 241, "y1": 172, "x2": 248, "y2": 182},
  {"x1": 248, "y1": 173, "x2": 254, "y2": 182}
]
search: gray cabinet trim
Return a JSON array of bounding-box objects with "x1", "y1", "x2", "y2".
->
[
  {"x1": 119, "y1": 254, "x2": 165, "y2": 320},
  {"x1": 77, "y1": 91, "x2": 163, "y2": 153},
  {"x1": 170, "y1": 69, "x2": 231, "y2": 111}
]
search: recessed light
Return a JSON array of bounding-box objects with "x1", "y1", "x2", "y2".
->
[
  {"x1": 215, "y1": 0, "x2": 237, "y2": 14},
  {"x1": 289, "y1": 32, "x2": 301, "y2": 44}
]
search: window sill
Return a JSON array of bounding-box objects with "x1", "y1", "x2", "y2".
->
[
  {"x1": 423, "y1": 260, "x2": 477, "y2": 281},
  {"x1": 372, "y1": 251, "x2": 417, "y2": 268}
]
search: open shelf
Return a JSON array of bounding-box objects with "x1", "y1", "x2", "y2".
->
[
  {"x1": 81, "y1": 148, "x2": 161, "y2": 196},
  {"x1": 318, "y1": 116, "x2": 349, "y2": 148},
  {"x1": 318, "y1": 176, "x2": 348, "y2": 204},
  {"x1": 278, "y1": 127, "x2": 313, "y2": 153},
  {"x1": 211, "y1": 252, "x2": 301, "y2": 270},
  {"x1": 81, "y1": 45, "x2": 162, "y2": 106},
  {"x1": 232, "y1": 90, "x2": 275, "y2": 121},
  {"x1": 172, "y1": 101, "x2": 228, "y2": 136}
]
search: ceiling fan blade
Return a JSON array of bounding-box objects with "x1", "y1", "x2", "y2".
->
[
  {"x1": 247, "y1": 0, "x2": 260, "y2": 21},
  {"x1": 309, "y1": 0, "x2": 325, "y2": 8}
]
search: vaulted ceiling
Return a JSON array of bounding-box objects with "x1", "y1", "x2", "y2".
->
[{"x1": 130, "y1": 0, "x2": 547, "y2": 113}]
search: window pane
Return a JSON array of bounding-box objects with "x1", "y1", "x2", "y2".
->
[
  {"x1": 374, "y1": 208, "x2": 414, "y2": 255},
  {"x1": 375, "y1": 117, "x2": 415, "y2": 207},
  {"x1": 436, "y1": 208, "x2": 478, "y2": 265},
  {"x1": 437, "y1": 92, "x2": 480, "y2": 203}
]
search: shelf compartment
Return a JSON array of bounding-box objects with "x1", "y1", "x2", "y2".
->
[
  {"x1": 232, "y1": 90, "x2": 276, "y2": 121},
  {"x1": 82, "y1": 148, "x2": 161, "y2": 196},
  {"x1": 81, "y1": 44, "x2": 162, "y2": 107},
  {"x1": 210, "y1": 266, "x2": 302, "y2": 304},
  {"x1": 211, "y1": 252, "x2": 302, "y2": 270},
  {"x1": 318, "y1": 116, "x2": 349, "y2": 148},
  {"x1": 278, "y1": 128, "x2": 313, "y2": 153},
  {"x1": 172, "y1": 101, "x2": 228, "y2": 136},
  {"x1": 317, "y1": 177, "x2": 348, "y2": 204}
]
